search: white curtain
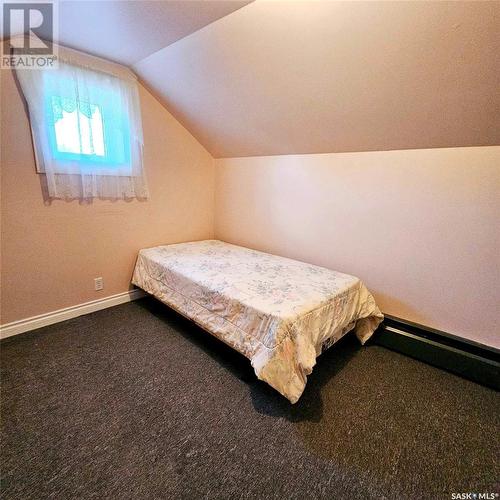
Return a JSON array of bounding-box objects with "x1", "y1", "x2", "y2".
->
[{"x1": 16, "y1": 43, "x2": 148, "y2": 200}]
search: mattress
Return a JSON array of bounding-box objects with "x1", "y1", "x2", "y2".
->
[{"x1": 132, "y1": 240, "x2": 383, "y2": 403}]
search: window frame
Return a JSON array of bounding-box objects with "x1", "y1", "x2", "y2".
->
[{"x1": 39, "y1": 76, "x2": 133, "y2": 175}]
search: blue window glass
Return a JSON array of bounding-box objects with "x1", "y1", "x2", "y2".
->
[{"x1": 44, "y1": 80, "x2": 131, "y2": 170}]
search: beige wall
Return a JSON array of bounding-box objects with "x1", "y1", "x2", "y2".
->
[
  {"x1": 215, "y1": 148, "x2": 500, "y2": 349},
  {"x1": 2, "y1": 63, "x2": 499, "y2": 350},
  {"x1": 0, "y1": 68, "x2": 214, "y2": 324}
]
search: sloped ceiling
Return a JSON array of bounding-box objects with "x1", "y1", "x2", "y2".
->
[
  {"x1": 134, "y1": 0, "x2": 500, "y2": 158},
  {"x1": 1, "y1": 0, "x2": 253, "y2": 65}
]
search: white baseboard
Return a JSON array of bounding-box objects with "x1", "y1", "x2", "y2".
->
[{"x1": 0, "y1": 289, "x2": 147, "y2": 340}]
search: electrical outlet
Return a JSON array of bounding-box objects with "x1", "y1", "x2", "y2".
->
[{"x1": 94, "y1": 277, "x2": 104, "y2": 291}]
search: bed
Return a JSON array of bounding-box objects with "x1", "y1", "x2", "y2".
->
[{"x1": 132, "y1": 240, "x2": 383, "y2": 403}]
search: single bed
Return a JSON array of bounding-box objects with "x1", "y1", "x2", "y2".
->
[{"x1": 132, "y1": 240, "x2": 383, "y2": 403}]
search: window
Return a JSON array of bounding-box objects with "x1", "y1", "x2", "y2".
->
[
  {"x1": 51, "y1": 96, "x2": 106, "y2": 158},
  {"x1": 43, "y1": 79, "x2": 132, "y2": 170},
  {"x1": 16, "y1": 43, "x2": 148, "y2": 200}
]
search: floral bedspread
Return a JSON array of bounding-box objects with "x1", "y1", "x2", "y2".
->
[{"x1": 132, "y1": 240, "x2": 383, "y2": 403}]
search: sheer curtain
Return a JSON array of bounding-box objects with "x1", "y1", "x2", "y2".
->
[{"x1": 15, "y1": 43, "x2": 148, "y2": 200}]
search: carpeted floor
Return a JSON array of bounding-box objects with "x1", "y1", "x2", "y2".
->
[{"x1": 1, "y1": 297, "x2": 499, "y2": 500}]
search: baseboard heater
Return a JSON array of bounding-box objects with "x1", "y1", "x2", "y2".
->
[{"x1": 372, "y1": 315, "x2": 499, "y2": 391}]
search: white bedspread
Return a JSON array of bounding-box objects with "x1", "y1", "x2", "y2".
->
[{"x1": 132, "y1": 240, "x2": 383, "y2": 403}]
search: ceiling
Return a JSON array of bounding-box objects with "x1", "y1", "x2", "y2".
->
[
  {"x1": 3, "y1": 1, "x2": 499, "y2": 157},
  {"x1": 135, "y1": 0, "x2": 500, "y2": 157},
  {"x1": 2, "y1": 0, "x2": 253, "y2": 65}
]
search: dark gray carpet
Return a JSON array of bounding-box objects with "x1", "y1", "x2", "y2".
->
[{"x1": 1, "y1": 297, "x2": 499, "y2": 500}]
